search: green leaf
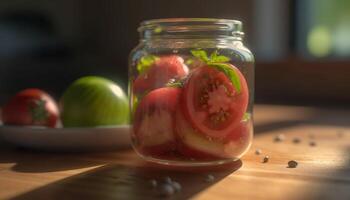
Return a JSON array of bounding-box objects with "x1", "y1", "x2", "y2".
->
[
  {"x1": 30, "y1": 99, "x2": 48, "y2": 122},
  {"x1": 136, "y1": 55, "x2": 159, "y2": 74},
  {"x1": 185, "y1": 58, "x2": 194, "y2": 65},
  {"x1": 210, "y1": 50, "x2": 231, "y2": 62},
  {"x1": 209, "y1": 62, "x2": 241, "y2": 93},
  {"x1": 242, "y1": 113, "x2": 251, "y2": 121},
  {"x1": 190, "y1": 50, "x2": 209, "y2": 62},
  {"x1": 166, "y1": 82, "x2": 183, "y2": 88},
  {"x1": 165, "y1": 77, "x2": 187, "y2": 88}
]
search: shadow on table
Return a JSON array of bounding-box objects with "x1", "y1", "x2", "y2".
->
[
  {"x1": 0, "y1": 143, "x2": 115, "y2": 172},
  {"x1": 11, "y1": 160, "x2": 242, "y2": 200}
]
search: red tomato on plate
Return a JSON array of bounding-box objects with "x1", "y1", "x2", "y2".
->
[
  {"x1": 133, "y1": 87, "x2": 182, "y2": 156},
  {"x1": 1, "y1": 88, "x2": 59, "y2": 127},
  {"x1": 133, "y1": 55, "x2": 188, "y2": 95},
  {"x1": 181, "y1": 65, "x2": 248, "y2": 139}
]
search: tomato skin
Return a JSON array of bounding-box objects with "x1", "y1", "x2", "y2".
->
[
  {"x1": 1, "y1": 89, "x2": 59, "y2": 128},
  {"x1": 175, "y1": 108, "x2": 252, "y2": 159},
  {"x1": 133, "y1": 87, "x2": 182, "y2": 155},
  {"x1": 181, "y1": 64, "x2": 249, "y2": 139},
  {"x1": 133, "y1": 55, "x2": 188, "y2": 95}
]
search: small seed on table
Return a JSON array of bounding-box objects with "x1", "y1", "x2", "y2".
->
[
  {"x1": 293, "y1": 137, "x2": 301, "y2": 144},
  {"x1": 255, "y1": 149, "x2": 262, "y2": 155},
  {"x1": 205, "y1": 174, "x2": 215, "y2": 182},
  {"x1": 159, "y1": 184, "x2": 175, "y2": 197},
  {"x1": 274, "y1": 134, "x2": 285, "y2": 142},
  {"x1": 172, "y1": 181, "x2": 182, "y2": 192},
  {"x1": 263, "y1": 156, "x2": 269, "y2": 163},
  {"x1": 288, "y1": 160, "x2": 298, "y2": 168},
  {"x1": 309, "y1": 141, "x2": 316, "y2": 147}
]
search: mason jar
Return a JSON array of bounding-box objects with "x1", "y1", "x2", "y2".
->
[{"x1": 129, "y1": 18, "x2": 254, "y2": 166}]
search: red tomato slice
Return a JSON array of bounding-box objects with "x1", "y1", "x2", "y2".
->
[
  {"x1": 133, "y1": 55, "x2": 188, "y2": 95},
  {"x1": 181, "y1": 65, "x2": 248, "y2": 139},
  {"x1": 175, "y1": 108, "x2": 252, "y2": 159},
  {"x1": 133, "y1": 87, "x2": 182, "y2": 156},
  {"x1": 1, "y1": 88, "x2": 59, "y2": 127}
]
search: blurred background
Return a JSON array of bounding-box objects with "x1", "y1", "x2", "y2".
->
[{"x1": 0, "y1": 0, "x2": 349, "y2": 106}]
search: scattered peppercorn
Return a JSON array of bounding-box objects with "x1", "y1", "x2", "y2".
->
[
  {"x1": 205, "y1": 174, "x2": 215, "y2": 182},
  {"x1": 159, "y1": 184, "x2": 175, "y2": 197},
  {"x1": 292, "y1": 137, "x2": 301, "y2": 144},
  {"x1": 172, "y1": 181, "x2": 182, "y2": 192},
  {"x1": 288, "y1": 160, "x2": 298, "y2": 168},
  {"x1": 309, "y1": 141, "x2": 316, "y2": 147},
  {"x1": 255, "y1": 149, "x2": 262, "y2": 155},
  {"x1": 263, "y1": 156, "x2": 269, "y2": 163},
  {"x1": 274, "y1": 134, "x2": 285, "y2": 142}
]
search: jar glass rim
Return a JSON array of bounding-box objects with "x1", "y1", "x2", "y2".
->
[
  {"x1": 140, "y1": 18, "x2": 242, "y2": 26},
  {"x1": 138, "y1": 18, "x2": 243, "y2": 39}
]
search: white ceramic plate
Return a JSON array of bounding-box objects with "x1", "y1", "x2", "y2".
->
[{"x1": 0, "y1": 125, "x2": 131, "y2": 151}]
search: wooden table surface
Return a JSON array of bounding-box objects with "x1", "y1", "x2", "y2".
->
[{"x1": 0, "y1": 104, "x2": 349, "y2": 200}]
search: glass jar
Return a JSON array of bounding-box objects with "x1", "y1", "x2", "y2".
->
[{"x1": 129, "y1": 18, "x2": 254, "y2": 166}]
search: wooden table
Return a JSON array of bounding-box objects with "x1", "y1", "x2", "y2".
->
[{"x1": 0, "y1": 105, "x2": 349, "y2": 200}]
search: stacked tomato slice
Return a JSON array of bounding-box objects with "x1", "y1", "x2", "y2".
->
[{"x1": 133, "y1": 54, "x2": 251, "y2": 160}]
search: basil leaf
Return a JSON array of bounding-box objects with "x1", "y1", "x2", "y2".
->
[
  {"x1": 166, "y1": 82, "x2": 183, "y2": 88},
  {"x1": 210, "y1": 50, "x2": 230, "y2": 63},
  {"x1": 165, "y1": 77, "x2": 187, "y2": 88},
  {"x1": 190, "y1": 50, "x2": 209, "y2": 62},
  {"x1": 242, "y1": 113, "x2": 250, "y2": 121},
  {"x1": 185, "y1": 58, "x2": 194, "y2": 65},
  {"x1": 136, "y1": 55, "x2": 159, "y2": 74},
  {"x1": 209, "y1": 63, "x2": 241, "y2": 93}
]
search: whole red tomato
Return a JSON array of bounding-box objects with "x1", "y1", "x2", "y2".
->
[
  {"x1": 133, "y1": 55, "x2": 188, "y2": 95},
  {"x1": 1, "y1": 88, "x2": 59, "y2": 127}
]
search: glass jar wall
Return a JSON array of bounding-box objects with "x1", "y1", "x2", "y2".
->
[{"x1": 129, "y1": 18, "x2": 254, "y2": 166}]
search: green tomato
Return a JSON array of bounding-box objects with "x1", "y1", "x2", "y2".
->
[{"x1": 61, "y1": 76, "x2": 129, "y2": 127}]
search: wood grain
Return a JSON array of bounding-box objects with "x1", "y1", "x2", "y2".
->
[{"x1": 0, "y1": 105, "x2": 349, "y2": 200}]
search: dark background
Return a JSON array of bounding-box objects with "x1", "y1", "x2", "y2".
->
[{"x1": 0, "y1": 0, "x2": 349, "y2": 106}]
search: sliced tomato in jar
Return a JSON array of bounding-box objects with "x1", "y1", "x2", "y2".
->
[
  {"x1": 175, "y1": 108, "x2": 252, "y2": 159},
  {"x1": 133, "y1": 55, "x2": 188, "y2": 95},
  {"x1": 181, "y1": 64, "x2": 249, "y2": 139},
  {"x1": 133, "y1": 87, "x2": 182, "y2": 156}
]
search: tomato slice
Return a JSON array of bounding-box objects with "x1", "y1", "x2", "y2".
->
[
  {"x1": 175, "y1": 108, "x2": 252, "y2": 159},
  {"x1": 133, "y1": 87, "x2": 182, "y2": 155},
  {"x1": 182, "y1": 65, "x2": 248, "y2": 139},
  {"x1": 133, "y1": 55, "x2": 188, "y2": 95}
]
